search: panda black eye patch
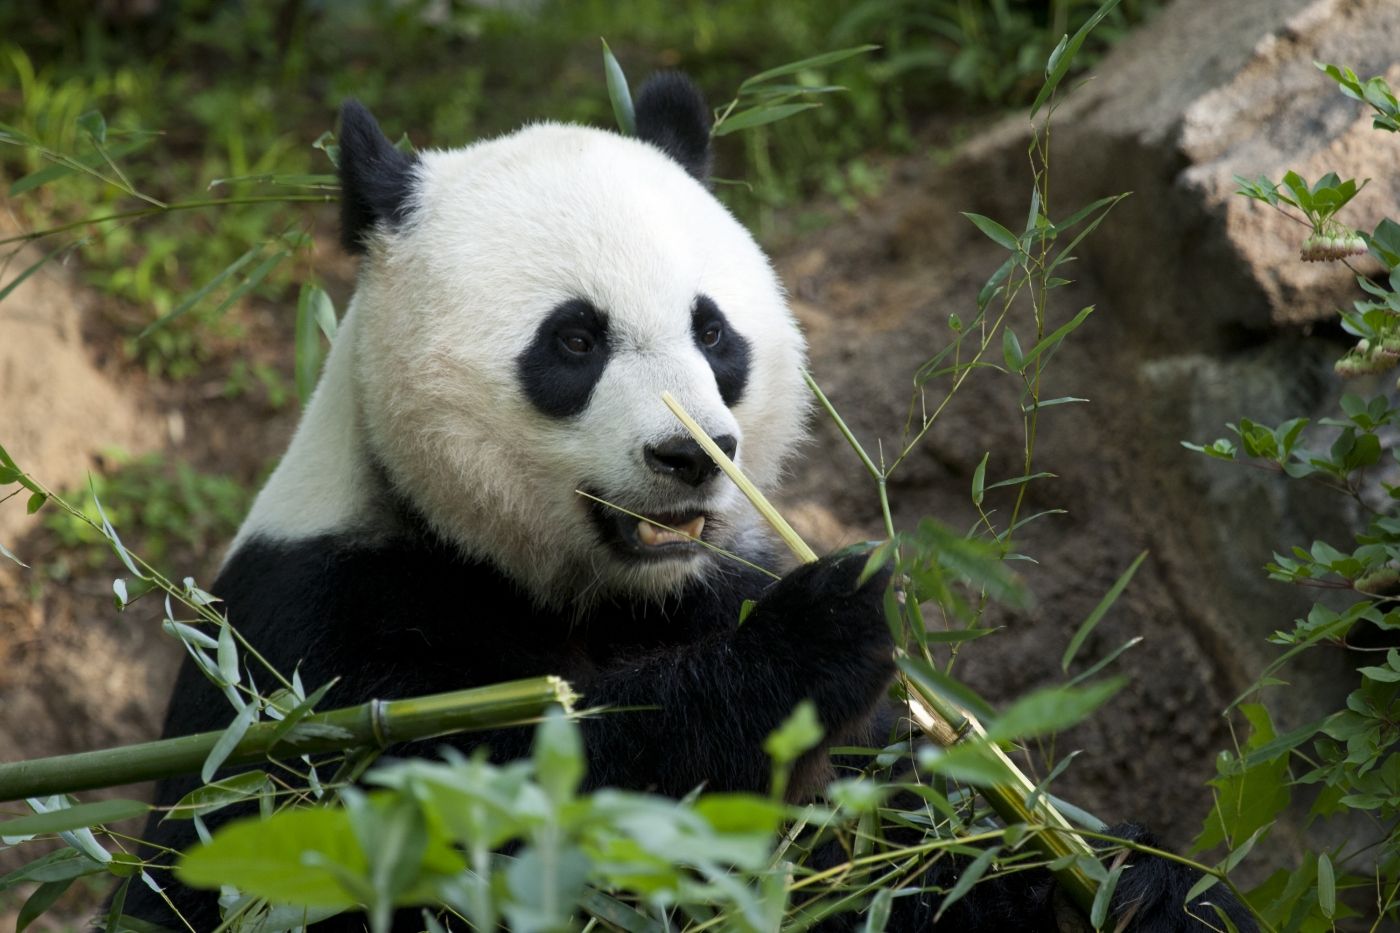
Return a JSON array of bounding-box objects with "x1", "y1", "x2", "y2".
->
[
  {"x1": 692, "y1": 294, "x2": 750, "y2": 407},
  {"x1": 517, "y1": 298, "x2": 611, "y2": 418}
]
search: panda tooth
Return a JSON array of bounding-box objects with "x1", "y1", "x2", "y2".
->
[{"x1": 636, "y1": 516, "x2": 705, "y2": 547}]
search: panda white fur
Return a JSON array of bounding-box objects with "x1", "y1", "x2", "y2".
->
[{"x1": 125, "y1": 74, "x2": 1253, "y2": 933}]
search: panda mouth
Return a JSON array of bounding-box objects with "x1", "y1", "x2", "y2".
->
[{"x1": 583, "y1": 494, "x2": 712, "y2": 560}]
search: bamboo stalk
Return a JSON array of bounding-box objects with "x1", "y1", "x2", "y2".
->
[
  {"x1": 662, "y1": 392, "x2": 1101, "y2": 915},
  {"x1": 0, "y1": 676, "x2": 576, "y2": 802}
]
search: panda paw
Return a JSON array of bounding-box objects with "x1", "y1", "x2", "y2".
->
[
  {"x1": 740, "y1": 548, "x2": 896, "y2": 726},
  {"x1": 1096, "y1": 823, "x2": 1259, "y2": 933}
]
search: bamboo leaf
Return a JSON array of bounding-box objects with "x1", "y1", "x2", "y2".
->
[
  {"x1": 91, "y1": 483, "x2": 145, "y2": 579},
  {"x1": 202, "y1": 703, "x2": 259, "y2": 783},
  {"x1": 8, "y1": 138, "x2": 149, "y2": 196},
  {"x1": 295, "y1": 284, "x2": 332, "y2": 405},
  {"x1": 138, "y1": 246, "x2": 259, "y2": 338},
  {"x1": 0, "y1": 539, "x2": 28, "y2": 568},
  {"x1": 739, "y1": 45, "x2": 877, "y2": 89},
  {"x1": 863, "y1": 888, "x2": 894, "y2": 932},
  {"x1": 17, "y1": 878, "x2": 74, "y2": 932},
  {"x1": 103, "y1": 876, "x2": 130, "y2": 932},
  {"x1": 1030, "y1": 0, "x2": 1125, "y2": 117},
  {"x1": 1018, "y1": 306, "x2": 1095, "y2": 371},
  {"x1": 268, "y1": 679, "x2": 339, "y2": 749},
  {"x1": 0, "y1": 799, "x2": 148, "y2": 837},
  {"x1": 1089, "y1": 861, "x2": 1123, "y2": 930},
  {"x1": 713, "y1": 102, "x2": 821, "y2": 136},
  {"x1": 204, "y1": 249, "x2": 287, "y2": 320},
  {"x1": 168, "y1": 771, "x2": 270, "y2": 820},
  {"x1": 601, "y1": 39, "x2": 635, "y2": 136},
  {"x1": 1184, "y1": 870, "x2": 1220, "y2": 904},
  {"x1": 962, "y1": 212, "x2": 1020, "y2": 251},
  {"x1": 1067, "y1": 636, "x2": 1143, "y2": 687},
  {"x1": 1003, "y1": 327, "x2": 1024, "y2": 372},
  {"x1": 0, "y1": 243, "x2": 65, "y2": 304},
  {"x1": 935, "y1": 846, "x2": 1000, "y2": 921},
  {"x1": 217, "y1": 622, "x2": 241, "y2": 687},
  {"x1": 76, "y1": 110, "x2": 107, "y2": 144},
  {"x1": 1062, "y1": 551, "x2": 1147, "y2": 671},
  {"x1": 986, "y1": 471, "x2": 1055, "y2": 491},
  {"x1": 971, "y1": 452, "x2": 989, "y2": 506},
  {"x1": 1317, "y1": 853, "x2": 1335, "y2": 918},
  {"x1": 985, "y1": 679, "x2": 1125, "y2": 742}
]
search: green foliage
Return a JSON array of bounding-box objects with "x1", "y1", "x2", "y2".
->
[
  {"x1": 1186, "y1": 62, "x2": 1400, "y2": 927},
  {"x1": 42, "y1": 452, "x2": 250, "y2": 569}
]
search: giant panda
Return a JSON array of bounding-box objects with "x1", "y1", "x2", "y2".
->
[{"x1": 122, "y1": 73, "x2": 1254, "y2": 932}]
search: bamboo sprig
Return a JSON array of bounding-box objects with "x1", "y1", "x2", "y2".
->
[
  {"x1": 0, "y1": 677, "x2": 576, "y2": 802},
  {"x1": 661, "y1": 391, "x2": 1102, "y2": 916},
  {"x1": 660, "y1": 392, "x2": 816, "y2": 563}
]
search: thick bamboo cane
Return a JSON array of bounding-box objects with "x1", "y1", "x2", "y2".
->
[{"x1": 0, "y1": 676, "x2": 576, "y2": 802}]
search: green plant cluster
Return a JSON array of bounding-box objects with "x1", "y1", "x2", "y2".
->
[
  {"x1": 1186, "y1": 63, "x2": 1400, "y2": 929},
  {"x1": 40, "y1": 452, "x2": 250, "y2": 572}
]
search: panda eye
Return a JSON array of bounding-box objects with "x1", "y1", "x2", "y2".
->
[
  {"x1": 559, "y1": 331, "x2": 594, "y2": 355},
  {"x1": 699, "y1": 322, "x2": 723, "y2": 348}
]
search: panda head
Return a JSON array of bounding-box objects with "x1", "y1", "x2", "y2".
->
[{"x1": 340, "y1": 74, "x2": 808, "y2": 604}]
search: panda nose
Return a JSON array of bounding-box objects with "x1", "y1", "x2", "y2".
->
[{"x1": 645, "y1": 434, "x2": 737, "y2": 487}]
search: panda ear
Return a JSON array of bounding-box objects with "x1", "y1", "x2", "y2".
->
[
  {"x1": 337, "y1": 100, "x2": 418, "y2": 255},
  {"x1": 633, "y1": 72, "x2": 712, "y2": 182}
]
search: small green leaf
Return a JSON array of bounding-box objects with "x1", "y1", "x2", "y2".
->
[
  {"x1": 738, "y1": 45, "x2": 878, "y2": 89},
  {"x1": 17, "y1": 878, "x2": 74, "y2": 932},
  {"x1": 962, "y1": 212, "x2": 1019, "y2": 251},
  {"x1": 971, "y1": 452, "x2": 989, "y2": 506},
  {"x1": 713, "y1": 102, "x2": 821, "y2": 136},
  {"x1": 601, "y1": 39, "x2": 635, "y2": 136},
  {"x1": 985, "y1": 679, "x2": 1125, "y2": 742},
  {"x1": 202, "y1": 703, "x2": 258, "y2": 783},
  {"x1": 138, "y1": 247, "x2": 259, "y2": 338},
  {"x1": 217, "y1": 622, "x2": 240, "y2": 687},
  {"x1": 178, "y1": 806, "x2": 366, "y2": 908},
  {"x1": 168, "y1": 771, "x2": 270, "y2": 821},
  {"x1": 1002, "y1": 327, "x2": 1024, "y2": 372},
  {"x1": 863, "y1": 888, "x2": 894, "y2": 932},
  {"x1": 534, "y1": 707, "x2": 584, "y2": 805},
  {"x1": 1317, "y1": 853, "x2": 1335, "y2": 918},
  {"x1": 1089, "y1": 861, "x2": 1123, "y2": 930},
  {"x1": 1062, "y1": 551, "x2": 1147, "y2": 671},
  {"x1": 935, "y1": 846, "x2": 999, "y2": 921},
  {"x1": 76, "y1": 110, "x2": 107, "y2": 144},
  {"x1": 0, "y1": 539, "x2": 28, "y2": 568},
  {"x1": 0, "y1": 244, "x2": 66, "y2": 305},
  {"x1": 763, "y1": 699, "x2": 824, "y2": 765},
  {"x1": 25, "y1": 491, "x2": 46, "y2": 513},
  {"x1": 0, "y1": 799, "x2": 148, "y2": 838}
]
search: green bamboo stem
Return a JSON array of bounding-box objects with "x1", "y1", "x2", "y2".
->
[
  {"x1": 0, "y1": 676, "x2": 576, "y2": 802},
  {"x1": 662, "y1": 392, "x2": 1101, "y2": 916}
]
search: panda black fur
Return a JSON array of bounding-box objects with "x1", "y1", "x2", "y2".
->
[{"x1": 123, "y1": 75, "x2": 1253, "y2": 933}]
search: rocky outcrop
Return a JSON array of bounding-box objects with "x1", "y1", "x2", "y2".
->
[{"x1": 779, "y1": 0, "x2": 1398, "y2": 852}]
